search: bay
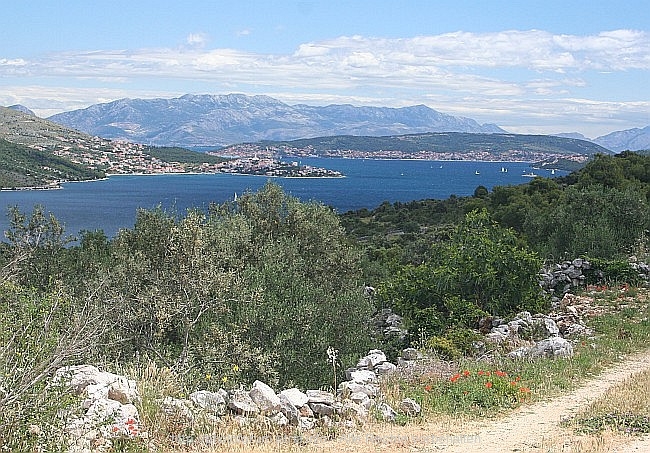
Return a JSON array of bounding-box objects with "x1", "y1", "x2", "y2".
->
[{"x1": 0, "y1": 158, "x2": 561, "y2": 238}]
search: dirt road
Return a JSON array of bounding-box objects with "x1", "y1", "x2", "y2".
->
[
  {"x1": 423, "y1": 349, "x2": 650, "y2": 452},
  {"x1": 301, "y1": 349, "x2": 650, "y2": 452}
]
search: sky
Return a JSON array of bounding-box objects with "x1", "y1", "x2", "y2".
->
[{"x1": 1, "y1": 0, "x2": 649, "y2": 138}]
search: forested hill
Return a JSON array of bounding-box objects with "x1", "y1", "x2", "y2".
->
[
  {"x1": 0, "y1": 107, "x2": 226, "y2": 188},
  {"x1": 0, "y1": 139, "x2": 103, "y2": 189},
  {"x1": 341, "y1": 151, "x2": 650, "y2": 266},
  {"x1": 223, "y1": 132, "x2": 612, "y2": 161}
]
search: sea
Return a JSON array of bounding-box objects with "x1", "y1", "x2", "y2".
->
[{"x1": 0, "y1": 158, "x2": 562, "y2": 238}]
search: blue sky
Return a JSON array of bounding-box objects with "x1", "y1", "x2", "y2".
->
[{"x1": 1, "y1": 0, "x2": 649, "y2": 138}]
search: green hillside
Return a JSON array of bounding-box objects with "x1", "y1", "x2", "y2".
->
[
  {"x1": 0, "y1": 139, "x2": 104, "y2": 189},
  {"x1": 258, "y1": 132, "x2": 612, "y2": 156}
]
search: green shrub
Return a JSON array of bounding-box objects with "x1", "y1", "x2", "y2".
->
[
  {"x1": 426, "y1": 336, "x2": 462, "y2": 360},
  {"x1": 584, "y1": 257, "x2": 644, "y2": 285},
  {"x1": 0, "y1": 281, "x2": 102, "y2": 451},
  {"x1": 98, "y1": 183, "x2": 373, "y2": 389},
  {"x1": 379, "y1": 209, "x2": 548, "y2": 343}
]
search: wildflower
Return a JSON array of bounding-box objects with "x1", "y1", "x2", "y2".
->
[
  {"x1": 450, "y1": 373, "x2": 461, "y2": 383},
  {"x1": 232, "y1": 364, "x2": 240, "y2": 372},
  {"x1": 222, "y1": 376, "x2": 228, "y2": 383},
  {"x1": 463, "y1": 370, "x2": 470, "y2": 377},
  {"x1": 515, "y1": 376, "x2": 521, "y2": 382},
  {"x1": 112, "y1": 426, "x2": 120, "y2": 433},
  {"x1": 424, "y1": 384, "x2": 432, "y2": 392},
  {"x1": 478, "y1": 370, "x2": 485, "y2": 376},
  {"x1": 495, "y1": 370, "x2": 507, "y2": 377},
  {"x1": 519, "y1": 386, "x2": 530, "y2": 393},
  {"x1": 205, "y1": 373, "x2": 211, "y2": 380},
  {"x1": 485, "y1": 381, "x2": 493, "y2": 389},
  {"x1": 510, "y1": 381, "x2": 517, "y2": 386}
]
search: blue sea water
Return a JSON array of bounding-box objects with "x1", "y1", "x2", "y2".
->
[{"x1": 0, "y1": 158, "x2": 561, "y2": 238}]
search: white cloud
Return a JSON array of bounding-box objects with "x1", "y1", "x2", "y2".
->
[
  {"x1": 0, "y1": 58, "x2": 27, "y2": 66},
  {"x1": 2, "y1": 29, "x2": 648, "y2": 136},
  {"x1": 186, "y1": 33, "x2": 209, "y2": 47}
]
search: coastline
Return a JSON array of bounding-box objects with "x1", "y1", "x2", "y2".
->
[
  {"x1": 1, "y1": 185, "x2": 63, "y2": 192},
  {"x1": 1, "y1": 156, "x2": 557, "y2": 191}
]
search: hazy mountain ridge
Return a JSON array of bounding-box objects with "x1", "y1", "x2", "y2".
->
[
  {"x1": 47, "y1": 94, "x2": 506, "y2": 147},
  {"x1": 593, "y1": 126, "x2": 650, "y2": 152},
  {"x1": 8, "y1": 104, "x2": 36, "y2": 116}
]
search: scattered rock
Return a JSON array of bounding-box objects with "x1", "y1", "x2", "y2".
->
[
  {"x1": 227, "y1": 389, "x2": 259, "y2": 415},
  {"x1": 249, "y1": 380, "x2": 281, "y2": 412},
  {"x1": 309, "y1": 402, "x2": 336, "y2": 417},
  {"x1": 508, "y1": 337, "x2": 574, "y2": 359},
  {"x1": 278, "y1": 394, "x2": 300, "y2": 425},
  {"x1": 306, "y1": 389, "x2": 335, "y2": 405},
  {"x1": 399, "y1": 398, "x2": 421, "y2": 416},
  {"x1": 401, "y1": 348, "x2": 420, "y2": 361},
  {"x1": 190, "y1": 390, "x2": 227, "y2": 415},
  {"x1": 377, "y1": 402, "x2": 397, "y2": 422},
  {"x1": 279, "y1": 387, "x2": 309, "y2": 408},
  {"x1": 349, "y1": 369, "x2": 378, "y2": 384}
]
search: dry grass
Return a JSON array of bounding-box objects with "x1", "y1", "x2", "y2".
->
[
  {"x1": 155, "y1": 415, "x2": 472, "y2": 453},
  {"x1": 585, "y1": 369, "x2": 650, "y2": 417},
  {"x1": 121, "y1": 287, "x2": 650, "y2": 453},
  {"x1": 524, "y1": 367, "x2": 650, "y2": 453}
]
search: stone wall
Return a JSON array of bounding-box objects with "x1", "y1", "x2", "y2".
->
[{"x1": 539, "y1": 257, "x2": 649, "y2": 304}]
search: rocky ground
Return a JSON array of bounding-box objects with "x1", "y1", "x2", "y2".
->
[{"x1": 293, "y1": 349, "x2": 650, "y2": 453}]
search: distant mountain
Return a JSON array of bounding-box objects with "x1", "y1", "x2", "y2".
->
[
  {"x1": 47, "y1": 94, "x2": 506, "y2": 147},
  {"x1": 593, "y1": 126, "x2": 650, "y2": 152},
  {"x1": 553, "y1": 132, "x2": 589, "y2": 141},
  {"x1": 7, "y1": 104, "x2": 36, "y2": 116}
]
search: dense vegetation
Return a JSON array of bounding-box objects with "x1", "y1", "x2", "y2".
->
[
  {"x1": 1, "y1": 152, "x2": 649, "y2": 449},
  {"x1": 257, "y1": 132, "x2": 610, "y2": 156},
  {"x1": 144, "y1": 146, "x2": 227, "y2": 164},
  {"x1": 342, "y1": 152, "x2": 650, "y2": 268},
  {"x1": 0, "y1": 139, "x2": 104, "y2": 188}
]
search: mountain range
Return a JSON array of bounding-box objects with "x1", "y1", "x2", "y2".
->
[
  {"x1": 47, "y1": 94, "x2": 505, "y2": 148},
  {"x1": 590, "y1": 126, "x2": 650, "y2": 152}
]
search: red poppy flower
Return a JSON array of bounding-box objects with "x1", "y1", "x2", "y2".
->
[{"x1": 485, "y1": 381, "x2": 493, "y2": 389}]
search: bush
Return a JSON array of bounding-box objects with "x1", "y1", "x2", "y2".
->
[
  {"x1": 0, "y1": 281, "x2": 104, "y2": 451},
  {"x1": 583, "y1": 257, "x2": 645, "y2": 286},
  {"x1": 100, "y1": 183, "x2": 373, "y2": 389},
  {"x1": 379, "y1": 209, "x2": 548, "y2": 344}
]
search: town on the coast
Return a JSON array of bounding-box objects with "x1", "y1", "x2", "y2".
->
[
  {"x1": 49, "y1": 138, "x2": 342, "y2": 178},
  {"x1": 215, "y1": 142, "x2": 590, "y2": 164}
]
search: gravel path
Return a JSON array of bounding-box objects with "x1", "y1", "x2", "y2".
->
[{"x1": 434, "y1": 349, "x2": 650, "y2": 452}]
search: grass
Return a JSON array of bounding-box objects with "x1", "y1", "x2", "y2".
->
[
  {"x1": 52, "y1": 286, "x2": 650, "y2": 452},
  {"x1": 380, "y1": 286, "x2": 650, "y2": 419},
  {"x1": 569, "y1": 368, "x2": 650, "y2": 435}
]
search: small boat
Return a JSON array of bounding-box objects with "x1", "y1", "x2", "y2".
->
[
  {"x1": 522, "y1": 172, "x2": 538, "y2": 177},
  {"x1": 501, "y1": 167, "x2": 508, "y2": 173},
  {"x1": 551, "y1": 169, "x2": 556, "y2": 175},
  {"x1": 475, "y1": 170, "x2": 480, "y2": 175}
]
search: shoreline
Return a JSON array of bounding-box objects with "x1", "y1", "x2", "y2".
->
[{"x1": 1, "y1": 156, "x2": 553, "y2": 191}]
